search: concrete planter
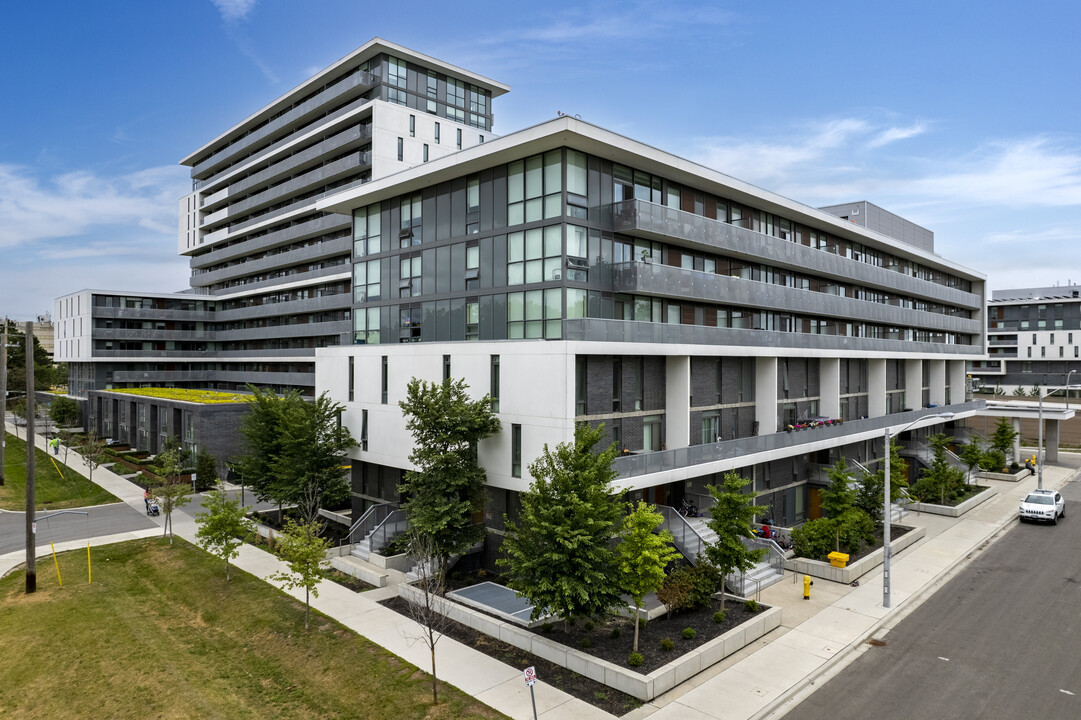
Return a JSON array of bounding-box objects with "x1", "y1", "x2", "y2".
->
[
  {"x1": 368, "y1": 551, "x2": 412, "y2": 572},
  {"x1": 978, "y1": 468, "x2": 1029, "y2": 482},
  {"x1": 396, "y1": 583, "x2": 779, "y2": 701},
  {"x1": 907, "y1": 486, "x2": 995, "y2": 517},
  {"x1": 785, "y1": 525, "x2": 926, "y2": 584},
  {"x1": 329, "y1": 556, "x2": 388, "y2": 588}
]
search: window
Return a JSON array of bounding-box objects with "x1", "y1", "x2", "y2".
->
[
  {"x1": 456, "y1": 128, "x2": 462, "y2": 149},
  {"x1": 633, "y1": 358, "x2": 644, "y2": 411},
  {"x1": 423, "y1": 144, "x2": 429, "y2": 162},
  {"x1": 388, "y1": 56, "x2": 407, "y2": 88},
  {"x1": 1051, "y1": 333, "x2": 1056, "y2": 344},
  {"x1": 1041, "y1": 347, "x2": 1046, "y2": 358},
  {"x1": 702, "y1": 413, "x2": 720, "y2": 444},
  {"x1": 353, "y1": 260, "x2": 380, "y2": 303},
  {"x1": 397, "y1": 137, "x2": 403, "y2": 162},
  {"x1": 409, "y1": 114, "x2": 415, "y2": 137},
  {"x1": 434, "y1": 122, "x2": 440, "y2": 144},
  {"x1": 399, "y1": 305, "x2": 421, "y2": 342},
  {"x1": 508, "y1": 226, "x2": 561, "y2": 284},
  {"x1": 400, "y1": 194, "x2": 422, "y2": 245},
  {"x1": 575, "y1": 356, "x2": 587, "y2": 415},
  {"x1": 353, "y1": 306, "x2": 379, "y2": 344},
  {"x1": 1070, "y1": 333, "x2": 1074, "y2": 344},
  {"x1": 465, "y1": 242, "x2": 480, "y2": 288},
  {"x1": 467, "y1": 177, "x2": 480, "y2": 211},
  {"x1": 1060, "y1": 346, "x2": 1065, "y2": 358},
  {"x1": 352, "y1": 203, "x2": 381, "y2": 257},
  {"x1": 567, "y1": 150, "x2": 587, "y2": 197},
  {"x1": 511, "y1": 424, "x2": 522, "y2": 477},
  {"x1": 642, "y1": 415, "x2": 662, "y2": 451},
  {"x1": 399, "y1": 254, "x2": 422, "y2": 297},
  {"x1": 507, "y1": 288, "x2": 561, "y2": 339},
  {"x1": 490, "y1": 355, "x2": 500, "y2": 411},
  {"x1": 443, "y1": 354, "x2": 451, "y2": 381},
  {"x1": 426, "y1": 70, "x2": 438, "y2": 98},
  {"x1": 448, "y1": 78, "x2": 465, "y2": 108},
  {"x1": 508, "y1": 151, "x2": 561, "y2": 225},
  {"x1": 479, "y1": 135, "x2": 485, "y2": 143},
  {"x1": 612, "y1": 357, "x2": 622, "y2": 411},
  {"x1": 466, "y1": 300, "x2": 479, "y2": 340},
  {"x1": 381, "y1": 356, "x2": 388, "y2": 403},
  {"x1": 360, "y1": 409, "x2": 368, "y2": 451},
  {"x1": 566, "y1": 224, "x2": 588, "y2": 281},
  {"x1": 348, "y1": 357, "x2": 355, "y2": 401},
  {"x1": 567, "y1": 288, "x2": 586, "y2": 319}
]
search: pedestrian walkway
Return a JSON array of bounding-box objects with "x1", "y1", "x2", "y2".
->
[{"x1": 3, "y1": 421, "x2": 1077, "y2": 720}]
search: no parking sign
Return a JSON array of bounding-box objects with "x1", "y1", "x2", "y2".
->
[{"x1": 523, "y1": 666, "x2": 537, "y2": 686}]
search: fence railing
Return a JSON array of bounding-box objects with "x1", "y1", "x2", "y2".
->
[
  {"x1": 657, "y1": 505, "x2": 708, "y2": 563},
  {"x1": 345, "y1": 502, "x2": 396, "y2": 545},
  {"x1": 368, "y1": 509, "x2": 408, "y2": 554}
]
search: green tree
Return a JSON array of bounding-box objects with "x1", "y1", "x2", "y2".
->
[
  {"x1": 499, "y1": 422, "x2": 623, "y2": 628},
  {"x1": 270, "y1": 519, "x2": 331, "y2": 630},
  {"x1": 77, "y1": 432, "x2": 107, "y2": 485},
  {"x1": 398, "y1": 378, "x2": 500, "y2": 582},
  {"x1": 990, "y1": 416, "x2": 1018, "y2": 462},
  {"x1": 195, "y1": 483, "x2": 254, "y2": 581},
  {"x1": 616, "y1": 501, "x2": 681, "y2": 652},
  {"x1": 2, "y1": 319, "x2": 61, "y2": 394},
  {"x1": 820, "y1": 461, "x2": 856, "y2": 519},
  {"x1": 1011, "y1": 386, "x2": 1027, "y2": 397},
  {"x1": 702, "y1": 471, "x2": 766, "y2": 610},
  {"x1": 193, "y1": 450, "x2": 219, "y2": 492},
  {"x1": 854, "y1": 440, "x2": 908, "y2": 526},
  {"x1": 152, "y1": 446, "x2": 191, "y2": 545},
  {"x1": 958, "y1": 437, "x2": 985, "y2": 484},
  {"x1": 235, "y1": 386, "x2": 296, "y2": 518},
  {"x1": 48, "y1": 396, "x2": 81, "y2": 428},
  {"x1": 402, "y1": 530, "x2": 453, "y2": 705},
  {"x1": 911, "y1": 434, "x2": 966, "y2": 504}
]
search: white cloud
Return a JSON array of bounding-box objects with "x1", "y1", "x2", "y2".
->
[
  {"x1": 211, "y1": 0, "x2": 257, "y2": 23},
  {"x1": 866, "y1": 122, "x2": 928, "y2": 149}
]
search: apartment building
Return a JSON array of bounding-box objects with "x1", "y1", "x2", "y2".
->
[
  {"x1": 312, "y1": 115, "x2": 987, "y2": 545},
  {"x1": 970, "y1": 284, "x2": 1081, "y2": 392},
  {"x1": 56, "y1": 38, "x2": 507, "y2": 402}
]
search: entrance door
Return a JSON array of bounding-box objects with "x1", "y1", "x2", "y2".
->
[{"x1": 808, "y1": 487, "x2": 823, "y2": 520}]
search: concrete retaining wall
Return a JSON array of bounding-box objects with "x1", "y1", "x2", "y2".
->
[
  {"x1": 396, "y1": 582, "x2": 780, "y2": 701},
  {"x1": 785, "y1": 525, "x2": 926, "y2": 584},
  {"x1": 979, "y1": 468, "x2": 1029, "y2": 483},
  {"x1": 907, "y1": 486, "x2": 995, "y2": 517},
  {"x1": 329, "y1": 556, "x2": 388, "y2": 587}
]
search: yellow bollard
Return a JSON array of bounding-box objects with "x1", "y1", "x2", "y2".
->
[
  {"x1": 51, "y1": 541, "x2": 63, "y2": 587},
  {"x1": 803, "y1": 574, "x2": 812, "y2": 600}
]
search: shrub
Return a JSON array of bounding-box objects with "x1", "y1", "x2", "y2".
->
[
  {"x1": 593, "y1": 692, "x2": 609, "y2": 702},
  {"x1": 791, "y1": 517, "x2": 837, "y2": 560},
  {"x1": 609, "y1": 627, "x2": 621, "y2": 639},
  {"x1": 713, "y1": 610, "x2": 726, "y2": 623},
  {"x1": 628, "y1": 652, "x2": 643, "y2": 667},
  {"x1": 660, "y1": 638, "x2": 675, "y2": 651},
  {"x1": 580, "y1": 637, "x2": 593, "y2": 649},
  {"x1": 983, "y1": 449, "x2": 1006, "y2": 473},
  {"x1": 658, "y1": 567, "x2": 695, "y2": 615},
  {"x1": 583, "y1": 620, "x2": 594, "y2": 632},
  {"x1": 541, "y1": 622, "x2": 553, "y2": 634},
  {"x1": 682, "y1": 627, "x2": 697, "y2": 640},
  {"x1": 744, "y1": 599, "x2": 759, "y2": 612},
  {"x1": 636, "y1": 617, "x2": 647, "y2": 629}
]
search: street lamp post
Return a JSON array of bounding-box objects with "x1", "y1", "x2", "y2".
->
[
  {"x1": 884, "y1": 411, "x2": 955, "y2": 609},
  {"x1": 1065, "y1": 369, "x2": 1076, "y2": 410}
]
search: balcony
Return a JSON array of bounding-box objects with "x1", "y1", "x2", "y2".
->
[
  {"x1": 92, "y1": 307, "x2": 214, "y2": 322},
  {"x1": 213, "y1": 293, "x2": 351, "y2": 322},
  {"x1": 611, "y1": 261, "x2": 979, "y2": 336},
  {"x1": 189, "y1": 238, "x2": 350, "y2": 288},
  {"x1": 113, "y1": 370, "x2": 216, "y2": 383},
  {"x1": 602, "y1": 199, "x2": 982, "y2": 311},
  {"x1": 611, "y1": 401, "x2": 984, "y2": 480},
  {"x1": 563, "y1": 319, "x2": 985, "y2": 355},
  {"x1": 190, "y1": 214, "x2": 350, "y2": 268}
]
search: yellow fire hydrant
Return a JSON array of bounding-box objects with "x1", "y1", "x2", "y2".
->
[{"x1": 803, "y1": 574, "x2": 812, "y2": 600}]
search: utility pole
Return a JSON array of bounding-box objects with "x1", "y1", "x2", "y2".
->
[
  {"x1": 25, "y1": 321, "x2": 36, "y2": 594},
  {"x1": 1, "y1": 316, "x2": 7, "y2": 486}
]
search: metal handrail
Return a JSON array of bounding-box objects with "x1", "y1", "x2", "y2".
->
[
  {"x1": 345, "y1": 502, "x2": 396, "y2": 545},
  {"x1": 657, "y1": 505, "x2": 708, "y2": 563},
  {"x1": 368, "y1": 509, "x2": 408, "y2": 554}
]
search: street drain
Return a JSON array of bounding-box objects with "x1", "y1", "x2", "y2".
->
[{"x1": 867, "y1": 638, "x2": 887, "y2": 647}]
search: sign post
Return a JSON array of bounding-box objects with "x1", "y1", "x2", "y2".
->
[{"x1": 523, "y1": 666, "x2": 538, "y2": 720}]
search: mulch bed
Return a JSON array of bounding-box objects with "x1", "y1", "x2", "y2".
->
[
  {"x1": 380, "y1": 593, "x2": 766, "y2": 715},
  {"x1": 320, "y1": 568, "x2": 377, "y2": 593}
]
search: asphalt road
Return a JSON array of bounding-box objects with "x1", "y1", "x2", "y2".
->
[
  {"x1": 785, "y1": 466, "x2": 1081, "y2": 719},
  {"x1": 0, "y1": 502, "x2": 157, "y2": 556}
]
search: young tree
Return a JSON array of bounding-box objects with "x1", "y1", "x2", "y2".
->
[
  {"x1": 499, "y1": 422, "x2": 624, "y2": 629},
  {"x1": 854, "y1": 440, "x2": 908, "y2": 526},
  {"x1": 235, "y1": 386, "x2": 296, "y2": 519},
  {"x1": 958, "y1": 436, "x2": 985, "y2": 485},
  {"x1": 10, "y1": 398, "x2": 27, "y2": 439},
  {"x1": 820, "y1": 461, "x2": 856, "y2": 519},
  {"x1": 77, "y1": 432, "x2": 107, "y2": 484},
  {"x1": 193, "y1": 450, "x2": 219, "y2": 492},
  {"x1": 195, "y1": 483, "x2": 254, "y2": 581},
  {"x1": 48, "y1": 396, "x2": 81, "y2": 428},
  {"x1": 616, "y1": 501, "x2": 681, "y2": 653},
  {"x1": 990, "y1": 416, "x2": 1019, "y2": 464},
  {"x1": 398, "y1": 378, "x2": 500, "y2": 582},
  {"x1": 152, "y1": 446, "x2": 191, "y2": 545},
  {"x1": 702, "y1": 472, "x2": 767, "y2": 610},
  {"x1": 912, "y1": 434, "x2": 966, "y2": 504},
  {"x1": 402, "y1": 530, "x2": 454, "y2": 705},
  {"x1": 270, "y1": 519, "x2": 331, "y2": 630}
]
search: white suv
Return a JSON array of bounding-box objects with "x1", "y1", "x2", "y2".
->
[{"x1": 1019, "y1": 489, "x2": 1065, "y2": 524}]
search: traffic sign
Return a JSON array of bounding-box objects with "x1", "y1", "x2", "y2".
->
[{"x1": 523, "y1": 666, "x2": 537, "y2": 686}]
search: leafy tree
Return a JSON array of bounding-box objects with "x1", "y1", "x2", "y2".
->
[
  {"x1": 911, "y1": 434, "x2": 966, "y2": 504},
  {"x1": 702, "y1": 471, "x2": 767, "y2": 610},
  {"x1": 616, "y1": 501, "x2": 681, "y2": 652},
  {"x1": 854, "y1": 440, "x2": 908, "y2": 526},
  {"x1": 990, "y1": 416, "x2": 1018, "y2": 463},
  {"x1": 499, "y1": 422, "x2": 624, "y2": 628},
  {"x1": 48, "y1": 396, "x2": 81, "y2": 428},
  {"x1": 657, "y1": 564, "x2": 722, "y2": 617},
  {"x1": 2, "y1": 319, "x2": 61, "y2": 394},
  {"x1": 402, "y1": 530, "x2": 453, "y2": 705},
  {"x1": 1030, "y1": 385, "x2": 1042, "y2": 398},
  {"x1": 235, "y1": 386, "x2": 296, "y2": 518},
  {"x1": 958, "y1": 437, "x2": 985, "y2": 484},
  {"x1": 1011, "y1": 386, "x2": 1027, "y2": 397},
  {"x1": 820, "y1": 461, "x2": 856, "y2": 519},
  {"x1": 398, "y1": 378, "x2": 500, "y2": 582},
  {"x1": 195, "y1": 483, "x2": 254, "y2": 581},
  {"x1": 270, "y1": 519, "x2": 331, "y2": 630},
  {"x1": 77, "y1": 432, "x2": 107, "y2": 485},
  {"x1": 151, "y1": 446, "x2": 191, "y2": 545},
  {"x1": 193, "y1": 450, "x2": 219, "y2": 492},
  {"x1": 9, "y1": 398, "x2": 27, "y2": 439}
]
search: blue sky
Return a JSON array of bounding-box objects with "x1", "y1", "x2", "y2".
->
[{"x1": 2, "y1": 0, "x2": 1080, "y2": 320}]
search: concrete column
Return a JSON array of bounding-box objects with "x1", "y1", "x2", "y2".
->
[
  {"x1": 929, "y1": 359, "x2": 946, "y2": 406},
  {"x1": 755, "y1": 357, "x2": 778, "y2": 435},
  {"x1": 905, "y1": 359, "x2": 922, "y2": 412},
  {"x1": 868, "y1": 358, "x2": 886, "y2": 418},
  {"x1": 1046, "y1": 419, "x2": 1060, "y2": 462},
  {"x1": 949, "y1": 360, "x2": 968, "y2": 404},
  {"x1": 1012, "y1": 417, "x2": 1022, "y2": 463},
  {"x1": 665, "y1": 356, "x2": 690, "y2": 449},
  {"x1": 819, "y1": 357, "x2": 840, "y2": 419}
]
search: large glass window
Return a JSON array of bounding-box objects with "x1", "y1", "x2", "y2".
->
[
  {"x1": 399, "y1": 305, "x2": 421, "y2": 342},
  {"x1": 511, "y1": 424, "x2": 522, "y2": 477},
  {"x1": 352, "y1": 203, "x2": 381, "y2": 257},
  {"x1": 508, "y1": 226, "x2": 561, "y2": 284},
  {"x1": 400, "y1": 194, "x2": 422, "y2": 246},
  {"x1": 507, "y1": 288, "x2": 562, "y2": 339},
  {"x1": 567, "y1": 150, "x2": 587, "y2": 196},
  {"x1": 353, "y1": 260, "x2": 380, "y2": 302},
  {"x1": 399, "y1": 255, "x2": 422, "y2": 297},
  {"x1": 353, "y1": 307, "x2": 379, "y2": 344},
  {"x1": 490, "y1": 355, "x2": 500, "y2": 411},
  {"x1": 508, "y1": 151, "x2": 561, "y2": 225},
  {"x1": 388, "y1": 56, "x2": 407, "y2": 88}
]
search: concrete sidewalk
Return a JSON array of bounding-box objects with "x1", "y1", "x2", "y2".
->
[{"x1": 4, "y1": 421, "x2": 1076, "y2": 720}]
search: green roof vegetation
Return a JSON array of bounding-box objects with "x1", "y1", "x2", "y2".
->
[{"x1": 107, "y1": 388, "x2": 248, "y2": 404}]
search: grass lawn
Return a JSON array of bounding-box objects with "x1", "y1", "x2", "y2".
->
[
  {"x1": 1, "y1": 433, "x2": 118, "y2": 511},
  {"x1": 0, "y1": 538, "x2": 505, "y2": 720}
]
